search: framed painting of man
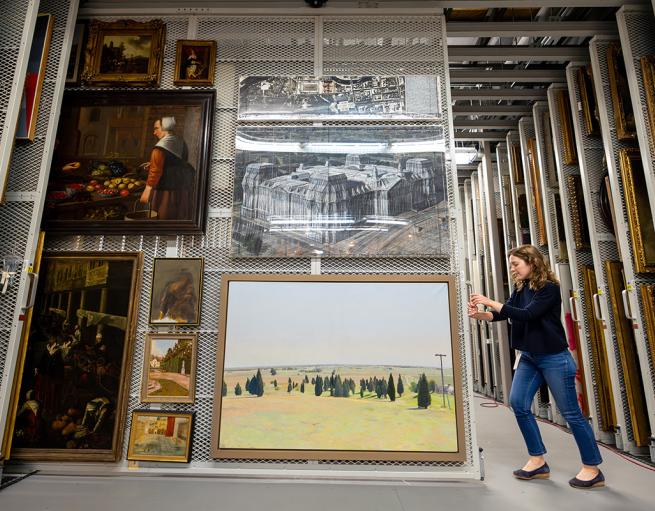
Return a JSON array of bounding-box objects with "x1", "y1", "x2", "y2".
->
[
  {"x1": 173, "y1": 40, "x2": 216, "y2": 86},
  {"x1": 148, "y1": 258, "x2": 204, "y2": 326},
  {"x1": 211, "y1": 273, "x2": 466, "y2": 462},
  {"x1": 82, "y1": 19, "x2": 165, "y2": 87},
  {"x1": 141, "y1": 333, "x2": 198, "y2": 403},
  {"x1": 4, "y1": 252, "x2": 142, "y2": 461},
  {"x1": 42, "y1": 90, "x2": 214, "y2": 234}
]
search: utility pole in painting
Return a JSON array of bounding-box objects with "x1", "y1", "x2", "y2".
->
[{"x1": 434, "y1": 353, "x2": 448, "y2": 408}]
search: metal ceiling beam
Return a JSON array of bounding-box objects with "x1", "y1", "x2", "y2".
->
[
  {"x1": 451, "y1": 88, "x2": 548, "y2": 101},
  {"x1": 452, "y1": 104, "x2": 533, "y2": 116},
  {"x1": 455, "y1": 131, "x2": 509, "y2": 141},
  {"x1": 446, "y1": 21, "x2": 616, "y2": 38},
  {"x1": 455, "y1": 119, "x2": 517, "y2": 129},
  {"x1": 448, "y1": 46, "x2": 589, "y2": 62},
  {"x1": 450, "y1": 68, "x2": 567, "y2": 83}
]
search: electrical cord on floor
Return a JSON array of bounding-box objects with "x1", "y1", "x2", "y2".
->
[{"x1": 474, "y1": 393, "x2": 500, "y2": 408}]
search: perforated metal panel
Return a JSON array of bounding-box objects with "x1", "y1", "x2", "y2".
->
[
  {"x1": 495, "y1": 143, "x2": 517, "y2": 292},
  {"x1": 547, "y1": 81, "x2": 604, "y2": 440},
  {"x1": 590, "y1": 35, "x2": 655, "y2": 452},
  {"x1": 4, "y1": 12, "x2": 477, "y2": 476},
  {"x1": 506, "y1": 131, "x2": 529, "y2": 257}
]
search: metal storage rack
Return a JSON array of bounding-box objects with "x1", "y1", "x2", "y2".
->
[
  {"x1": 589, "y1": 33, "x2": 655, "y2": 458},
  {"x1": 0, "y1": 5, "x2": 481, "y2": 478}
]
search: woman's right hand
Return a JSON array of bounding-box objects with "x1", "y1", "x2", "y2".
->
[{"x1": 467, "y1": 302, "x2": 489, "y2": 321}]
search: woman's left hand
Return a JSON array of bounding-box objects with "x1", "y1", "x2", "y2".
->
[{"x1": 470, "y1": 293, "x2": 491, "y2": 307}]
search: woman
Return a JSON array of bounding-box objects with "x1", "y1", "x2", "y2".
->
[{"x1": 468, "y1": 244, "x2": 604, "y2": 489}]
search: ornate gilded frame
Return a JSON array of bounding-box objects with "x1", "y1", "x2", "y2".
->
[
  {"x1": 640, "y1": 285, "x2": 655, "y2": 375},
  {"x1": 141, "y1": 333, "x2": 198, "y2": 403},
  {"x1": 619, "y1": 148, "x2": 655, "y2": 273},
  {"x1": 527, "y1": 137, "x2": 547, "y2": 246},
  {"x1": 607, "y1": 41, "x2": 637, "y2": 142},
  {"x1": 510, "y1": 142, "x2": 524, "y2": 185},
  {"x1": 556, "y1": 90, "x2": 578, "y2": 165},
  {"x1": 82, "y1": 19, "x2": 165, "y2": 87},
  {"x1": 173, "y1": 40, "x2": 216, "y2": 86},
  {"x1": 565, "y1": 175, "x2": 591, "y2": 250},
  {"x1": 604, "y1": 261, "x2": 650, "y2": 447},
  {"x1": 640, "y1": 55, "x2": 655, "y2": 150}
]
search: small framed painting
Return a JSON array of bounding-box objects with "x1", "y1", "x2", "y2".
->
[
  {"x1": 148, "y1": 258, "x2": 204, "y2": 326},
  {"x1": 141, "y1": 333, "x2": 197, "y2": 403},
  {"x1": 127, "y1": 411, "x2": 193, "y2": 462},
  {"x1": 173, "y1": 40, "x2": 216, "y2": 86},
  {"x1": 65, "y1": 22, "x2": 86, "y2": 85},
  {"x1": 16, "y1": 13, "x2": 54, "y2": 141}
]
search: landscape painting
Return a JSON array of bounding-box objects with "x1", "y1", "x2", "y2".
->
[
  {"x1": 141, "y1": 333, "x2": 197, "y2": 403},
  {"x1": 212, "y1": 274, "x2": 465, "y2": 462},
  {"x1": 230, "y1": 125, "x2": 449, "y2": 258}
]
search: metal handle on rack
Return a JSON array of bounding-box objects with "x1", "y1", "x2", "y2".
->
[
  {"x1": 592, "y1": 293, "x2": 604, "y2": 322},
  {"x1": 621, "y1": 289, "x2": 636, "y2": 321},
  {"x1": 569, "y1": 296, "x2": 580, "y2": 323},
  {"x1": 22, "y1": 272, "x2": 39, "y2": 312}
]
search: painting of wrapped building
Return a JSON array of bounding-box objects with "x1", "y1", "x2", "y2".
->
[{"x1": 231, "y1": 126, "x2": 450, "y2": 257}]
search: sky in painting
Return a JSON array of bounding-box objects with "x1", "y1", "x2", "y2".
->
[{"x1": 224, "y1": 281, "x2": 454, "y2": 369}]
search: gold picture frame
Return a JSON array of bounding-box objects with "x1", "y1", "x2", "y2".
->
[
  {"x1": 604, "y1": 261, "x2": 650, "y2": 447},
  {"x1": 148, "y1": 257, "x2": 204, "y2": 326},
  {"x1": 127, "y1": 411, "x2": 193, "y2": 463},
  {"x1": 173, "y1": 40, "x2": 216, "y2": 86},
  {"x1": 581, "y1": 266, "x2": 616, "y2": 432},
  {"x1": 640, "y1": 55, "x2": 655, "y2": 150},
  {"x1": 211, "y1": 273, "x2": 466, "y2": 462},
  {"x1": 527, "y1": 138, "x2": 547, "y2": 246},
  {"x1": 509, "y1": 142, "x2": 524, "y2": 185},
  {"x1": 619, "y1": 148, "x2": 655, "y2": 273},
  {"x1": 82, "y1": 19, "x2": 165, "y2": 87},
  {"x1": 565, "y1": 175, "x2": 591, "y2": 250},
  {"x1": 6, "y1": 252, "x2": 142, "y2": 461},
  {"x1": 576, "y1": 66, "x2": 601, "y2": 137},
  {"x1": 607, "y1": 41, "x2": 637, "y2": 142},
  {"x1": 556, "y1": 90, "x2": 578, "y2": 165},
  {"x1": 141, "y1": 333, "x2": 197, "y2": 403},
  {"x1": 640, "y1": 285, "x2": 655, "y2": 374}
]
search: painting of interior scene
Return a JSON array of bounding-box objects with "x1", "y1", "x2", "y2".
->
[{"x1": 10, "y1": 255, "x2": 139, "y2": 459}]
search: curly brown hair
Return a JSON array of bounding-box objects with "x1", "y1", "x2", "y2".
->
[{"x1": 508, "y1": 244, "x2": 559, "y2": 291}]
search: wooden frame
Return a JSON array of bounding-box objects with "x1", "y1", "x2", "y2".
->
[
  {"x1": 173, "y1": 40, "x2": 216, "y2": 86},
  {"x1": 565, "y1": 175, "x2": 591, "y2": 251},
  {"x1": 211, "y1": 273, "x2": 465, "y2": 462},
  {"x1": 604, "y1": 260, "x2": 650, "y2": 447},
  {"x1": 65, "y1": 22, "x2": 86, "y2": 85},
  {"x1": 6, "y1": 252, "x2": 142, "y2": 461},
  {"x1": 576, "y1": 66, "x2": 601, "y2": 137},
  {"x1": 527, "y1": 138, "x2": 547, "y2": 247},
  {"x1": 581, "y1": 266, "x2": 616, "y2": 432},
  {"x1": 82, "y1": 19, "x2": 165, "y2": 87},
  {"x1": 509, "y1": 142, "x2": 524, "y2": 185},
  {"x1": 556, "y1": 90, "x2": 578, "y2": 165},
  {"x1": 541, "y1": 111, "x2": 559, "y2": 188},
  {"x1": 607, "y1": 41, "x2": 637, "y2": 142},
  {"x1": 127, "y1": 411, "x2": 193, "y2": 463},
  {"x1": 619, "y1": 148, "x2": 655, "y2": 273},
  {"x1": 640, "y1": 285, "x2": 655, "y2": 376},
  {"x1": 141, "y1": 333, "x2": 197, "y2": 403},
  {"x1": 640, "y1": 55, "x2": 655, "y2": 150},
  {"x1": 16, "y1": 13, "x2": 53, "y2": 141},
  {"x1": 42, "y1": 89, "x2": 214, "y2": 235},
  {"x1": 148, "y1": 258, "x2": 204, "y2": 326}
]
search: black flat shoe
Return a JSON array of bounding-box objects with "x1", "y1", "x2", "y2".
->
[
  {"x1": 513, "y1": 462, "x2": 550, "y2": 480},
  {"x1": 569, "y1": 470, "x2": 605, "y2": 489}
]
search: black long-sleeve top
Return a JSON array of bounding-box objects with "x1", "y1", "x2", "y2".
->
[{"x1": 491, "y1": 280, "x2": 568, "y2": 354}]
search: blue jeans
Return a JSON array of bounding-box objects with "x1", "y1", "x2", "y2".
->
[{"x1": 509, "y1": 349, "x2": 603, "y2": 466}]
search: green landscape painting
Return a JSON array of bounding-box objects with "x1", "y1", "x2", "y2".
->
[{"x1": 215, "y1": 278, "x2": 461, "y2": 458}]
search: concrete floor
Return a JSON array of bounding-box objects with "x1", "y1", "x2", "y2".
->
[{"x1": 1, "y1": 396, "x2": 654, "y2": 510}]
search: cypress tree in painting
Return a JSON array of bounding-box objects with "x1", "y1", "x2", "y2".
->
[
  {"x1": 300, "y1": 382, "x2": 305, "y2": 393},
  {"x1": 397, "y1": 375, "x2": 404, "y2": 397},
  {"x1": 235, "y1": 383, "x2": 242, "y2": 395},
  {"x1": 417, "y1": 373, "x2": 431, "y2": 409},
  {"x1": 287, "y1": 381, "x2": 292, "y2": 392},
  {"x1": 245, "y1": 377, "x2": 251, "y2": 394},
  {"x1": 315, "y1": 376, "x2": 323, "y2": 396},
  {"x1": 222, "y1": 381, "x2": 227, "y2": 397},
  {"x1": 304, "y1": 375, "x2": 309, "y2": 383},
  {"x1": 387, "y1": 374, "x2": 396, "y2": 402},
  {"x1": 255, "y1": 369, "x2": 264, "y2": 396}
]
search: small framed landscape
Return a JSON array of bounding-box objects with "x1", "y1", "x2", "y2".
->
[
  {"x1": 141, "y1": 333, "x2": 197, "y2": 403},
  {"x1": 212, "y1": 274, "x2": 465, "y2": 462},
  {"x1": 149, "y1": 258, "x2": 204, "y2": 326},
  {"x1": 127, "y1": 411, "x2": 193, "y2": 463}
]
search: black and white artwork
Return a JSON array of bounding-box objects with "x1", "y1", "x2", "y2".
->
[
  {"x1": 238, "y1": 76, "x2": 441, "y2": 120},
  {"x1": 230, "y1": 126, "x2": 450, "y2": 258}
]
